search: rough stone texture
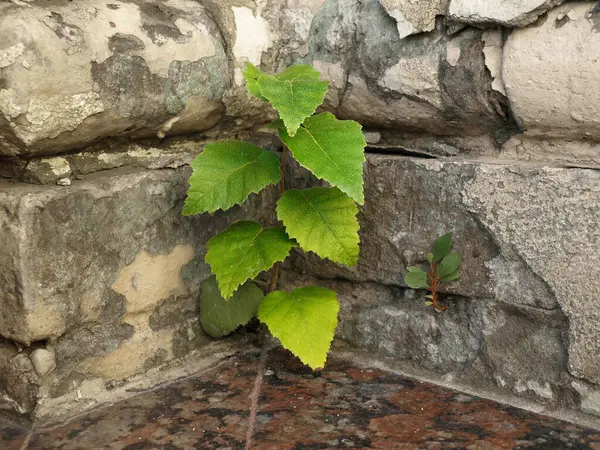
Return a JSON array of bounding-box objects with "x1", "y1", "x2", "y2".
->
[
  {"x1": 279, "y1": 270, "x2": 583, "y2": 417},
  {"x1": 286, "y1": 154, "x2": 600, "y2": 395},
  {"x1": 1, "y1": 0, "x2": 600, "y2": 428},
  {"x1": 503, "y1": 3, "x2": 600, "y2": 140},
  {"x1": 448, "y1": 0, "x2": 566, "y2": 27},
  {"x1": 0, "y1": 0, "x2": 229, "y2": 156},
  {"x1": 463, "y1": 163, "x2": 600, "y2": 385},
  {"x1": 0, "y1": 0, "x2": 514, "y2": 157},
  {"x1": 338, "y1": 0, "x2": 511, "y2": 139},
  {"x1": 379, "y1": 0, "x2": 447, "y2": 39},
  {"x1": 0, "y1": 157, "x2": 278, "y2": 419},
  {"x1": 0, "y1": 164, "x2": 276, "y2": 344}
]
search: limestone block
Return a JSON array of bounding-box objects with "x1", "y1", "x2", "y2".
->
[
  {"x1": 462, "y1": 162, "x2": 600, "y2": 385},
  {"x1": 448, "y1": 0, "x2": 566, "y2": 27},
  {"x1": 379, "y1": 0, "x2": 447, "y2": 38},
  {"x1": 0, "y1": 165, "x2": 277, "y2": 345},
  {"x1": 340, "y1": 0, "x2": 509, "y2": 137},
  {"x1": 503, "y1": 3, "x2": 600, "y2": 140},
  {"x1": 0, "y1": 0, "x2": 229, "y2": 156},
  {"x1": 287, "y1": 154, "x2": 600, "y2": 384}
]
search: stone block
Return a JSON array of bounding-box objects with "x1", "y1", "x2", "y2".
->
[
  {"x1": 379, "y1": 0, "x2": 446, "y2": 39},
  {"x1": 287, "y1": 154, "x2": 600, "y2": 385},
  {"x1": 448, "y1": 0, "x2": 566, "y2": 27},
  {"x1": 0, "y1": 161, "x2": 277, "y2": 419},
  {"x1": 0, "y1": 0, "x2": 229, "y2": 156},
  {"x1": 503, "y1": 2, "x2": 600, "y2": 140}
]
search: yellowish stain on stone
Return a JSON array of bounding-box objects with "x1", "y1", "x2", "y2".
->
[
  {"x1": 80, "y1": 315, "x2": 174, "y2": 380},
  {"x1": 79, "y1": 245, "x2": 196, "y2": 380},
  {"x1": 112, "y1": 244, "x2": 195, "y2": 315}
]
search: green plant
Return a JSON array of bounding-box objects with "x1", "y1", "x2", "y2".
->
[
  {"x1": 183, "y1": 63, "x2": 366, "y2": 370},
  {"x1": 403, "y1": 232, "x2": 461, "y2": 311}
]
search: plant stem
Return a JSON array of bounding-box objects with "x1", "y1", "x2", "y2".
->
[
  {"x1": 267, "y1": 146, "x2": 289, "y2": 293},
  {"x1": 427, "y1": 262, "x2": 447, "y2": 311}
]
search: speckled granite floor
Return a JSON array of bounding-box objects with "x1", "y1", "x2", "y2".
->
[{"x1": 2, "y1": 348, "x2": 600, "y2": 450}]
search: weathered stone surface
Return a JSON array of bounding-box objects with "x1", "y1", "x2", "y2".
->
[
  {"x1": 0, "y1": 0, "x2": 516, "y2": 157},
  {"x1": 448, "y1": 0, "x2": 566, "y2": 27},
  {"x1": 0, "y1": 165, "x2": 276, "y2": 345},
  {"x1": 462, "y1": 163, "x2": 600, "y2": 385},
  {"x1": 501, "y1": 136, "x2": 600, "y2": 168},
  {"x1": 30, "y1": 349, "x2": 57, "y2": 378},
  {"x1": 287, "y1": 154, "x2": 600, "y2": 386},
  {"x1": 379, "y1": 0, "x2": 446, "y2": 39},
  {"x1": 0, "y1": 0, "x2": 229, "y2": 156},
  {"x1": 280, "y1": 271, "x2": 574, "y2": 408},
  {"x1": 503, "y1": 3, "x2": 600, "y2": 140},
  {"x1": 479, "y1": 304, "x2": 567, "y2": 400},
  {"x1": 0, "y1": 155, "x2": 278, "y2": 418},
  {"x1": 339, "y1": 0, "x2": 510, "y2": 138}
]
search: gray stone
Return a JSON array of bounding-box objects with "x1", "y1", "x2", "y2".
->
[
  {"x1": 280, "y1": 272, "x2": 482, "y2": 374},
  {"x1": 503, "y1": 3, "x2": 600, "y2": 140},
  {"x1": 340, "y1": 1, "x2": 509, "y2": 138},
  {"x1": 448, "y1": 0, "x2": 566, "y2": 27},
  {"x1": 22, "y1": 157, "x2": 72, "y2": 185},
  {"x1": 462, "y1": 163, "x2": 600, "y2": 384},
  {"x1": 0, "y1": 340, "x2": 38, "y2": 414},
  {"x1": 573, "y1": 380, "x2": 600, "y2": 417},
  {"x1": 287, "y1": 154, "x2": 600, "y2": 386},
  {"x1": 481, "y1": 303, "x2": 567, "y2": 400}
]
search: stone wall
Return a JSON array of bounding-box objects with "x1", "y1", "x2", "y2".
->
[{"x1": 1, "y1": 0, "x2": 599, "y2": 426}]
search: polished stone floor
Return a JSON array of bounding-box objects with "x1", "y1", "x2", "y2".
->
[{"x1": 2, "y1": 348, "x2": 600, "y2": 449}]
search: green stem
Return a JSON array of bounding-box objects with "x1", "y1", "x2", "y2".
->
[{"x1": 267, "y1": 146, "x2": 289, "y2": 293}]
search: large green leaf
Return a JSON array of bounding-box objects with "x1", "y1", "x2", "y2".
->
[
  {"x1": 256, "y1": 74, "x2": 328, "y2": 137},
  {"x1": 243, "y1": 63, "x2": 321, "y2": 100},
  {"x1": 432, "y1": 232, "x2": 453, "y2": 263},
  {"x1": 277, "y1": 187, "x2": 359, "y2": 266},
  {"x1": 437, "y1": 253, "x2": 461, "y2": 279},
  {"x1": 279, "y1": 113, "x2": 366, "y2": 204},
  {"x1": 258, "y1": 286, "x2": 339, "y2": 370},
  {"x1": 205, "y1": 221, "x2": 296, "y2": 299},
  {"x1": 404, "y1": 269, "x2": 428, "y2": 289},
  {"x1": 183, "y1": 141, "x2": 280, "y2": 215},
  {"x1": 199, "y1": 276, "x2": 263, "y2": 338}
]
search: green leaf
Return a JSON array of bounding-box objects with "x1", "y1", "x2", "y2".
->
[
  {"x1": 425, "y1": 295, "x2": 433, "y2": 299},
  {"x1": 424, "y1": 301, "x2": 433, "y2": 306},
  {"x1": 437, "y1": 253, "x2": 461, "y2": 279},
  {"x1": 407, "y1": 266, "x2": 425, "y2": 273},
  {"x1": 275, "y1": 64, "x2": 322, "y2": 81},
  {"x1": 258, "y1": 286, "x2": 339, "y2": 370},
  {"x1": 439, "y1": 269, "x2": 461, "y2": 282},
  {"x1": 199, "y1": 276, "x2": 263, "y2": 338},
  {"x1": 432, "y1": 232, "x2": 453, "y2": 263},
  {"x1": 279, "y1": 113, "x2": 366, "y2": 204},
  {"x1": 257, "y1": 74, "x2": 328, "y2": 137},
  {"x1": 404, "y1": 270, "x2": 428, "y2": 289},
  {"x1": 205, "y1": 221, "x2": 296, "y2": 299},
  {"x1": 183, "y1": 141, "x2": 280, "y2": 215},
  {"x1": 242, "y1": 63, "x2": 267, "y2": 100},
  {"x1": 427, "y1": 253, "x2": 434, "y2": 264},
  {"x1": 277, "y1": 187, "x2": 359, "y2": 266}
]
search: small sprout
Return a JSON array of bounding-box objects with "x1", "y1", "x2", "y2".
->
[{"x1": 403, "y1": 232, "x2": 461, "y2": 312}]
